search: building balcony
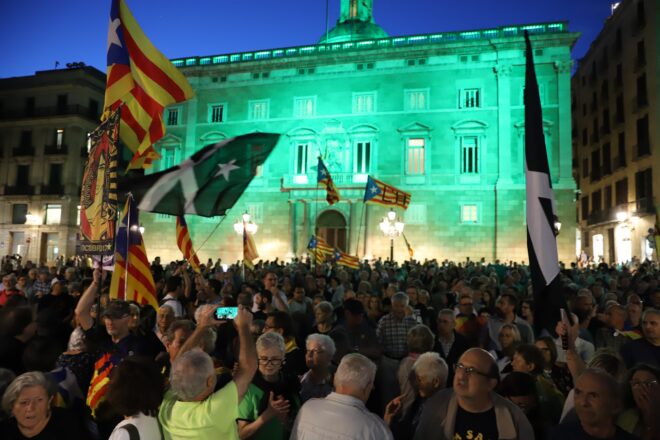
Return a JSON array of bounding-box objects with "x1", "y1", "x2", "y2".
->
[
  {"x1": 0, "y1": 105, "x2": 100, "y2": 121},
  {"x1": 44, "y1": 144, "x2": 68, "y2": 155},
  {"x1": 4, "y1": 185, "x2": 34, "y2": 196},
  {"x1": 587, "y1": 207, "x2": 616, "y2": 226},
  {"x1": 636, "y1": 197, "x2": 655, "y2": 215},
  {"x1": 12, "y1": 146, "x2": 35, "y2": 157},
  {"x1": 612, "y1": 156, "x2": 626, "y2": 170},
  {"x1": 40, "y1": 184, "x2": 64, "y2": 195},
  {"x1": 632, "y1": 96, "x2": 648, "y2": 112},
  {"x1": 283, "y1": 172, "x2": 369, "y2": 187}
]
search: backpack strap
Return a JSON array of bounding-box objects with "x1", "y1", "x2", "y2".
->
[{"x1": 121, "y1": 423, "x2": 140, "y2": 440}]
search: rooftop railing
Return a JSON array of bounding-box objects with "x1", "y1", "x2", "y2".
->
[{"x1": 172, "y1": 22, "x2": 568, "y2": 68}]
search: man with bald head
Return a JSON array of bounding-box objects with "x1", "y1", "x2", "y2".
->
[
  {"x1": 414, "y1": 348, "x2": 533, "y2": 439},
  {"x1": 548, "y1": 369, "x2": 637, "y2": 439}
]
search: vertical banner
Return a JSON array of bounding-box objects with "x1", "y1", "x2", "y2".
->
[{"x1": 77, "y1": 108, "x2": 120, "y2": 265}]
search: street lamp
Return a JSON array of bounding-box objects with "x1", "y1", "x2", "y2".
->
[
  {"x1": 233, "y1": 211, "x2": 258, "y2": 235},
  {"x1": 379, "y1": 209, "x2": 404, "y2": 262}
]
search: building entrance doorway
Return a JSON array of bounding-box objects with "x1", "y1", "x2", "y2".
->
[{"x1": 317, "y1": 210, "x2": 347, "y2": 252}]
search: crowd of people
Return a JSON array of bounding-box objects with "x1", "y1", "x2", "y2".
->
[{"x1": 0, "y1": 254, "x2": 659, "y2": 439}]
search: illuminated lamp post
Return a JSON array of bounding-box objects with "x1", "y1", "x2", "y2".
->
[{"x1": 379, "y1": 209, "x2": 404, "y2": 262}]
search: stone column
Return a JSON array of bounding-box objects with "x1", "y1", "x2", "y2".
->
[
  {"x1": 554, "y1": 60, "x2": 574, "y2": 186},
  {"x1": 348, "y1": 201, "x2": 361, "y2": 255},
  {"x1": 494, "y1": 64, "x2": 513, "y2": 184},
  {"x1": 184, "y1": 95, "x2": 198, "y2": 155},
  {"x1": 363, "y1": 203, "x2": 373, "y2": 258},
  {"x1": 287, "y1": 201, "x2": 296, "y2": 258}
]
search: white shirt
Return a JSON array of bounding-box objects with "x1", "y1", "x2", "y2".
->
[
  {"x1": 554, "y1": 336, "x2": 595, "y2": 363},
  {"x1": 291, "y1": 392, "x2": 393, "y2": 440},
  {"x1": 109, "y1": 413, "x2": 161, "y2": 440},
  {"x1": 161, "y1": 294, "x2": 184, "y2": 317}
]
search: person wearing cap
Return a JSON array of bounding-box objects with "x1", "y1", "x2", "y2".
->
[
  {"x1": 414, "y1": 348, "x2": 533, "y2": 440},
  {"x1": 74, "y1": 268, "x2": 161, "y2": 438}
]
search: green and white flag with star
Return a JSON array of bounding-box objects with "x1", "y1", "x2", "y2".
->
[{"x1": 125, "y1": 133, "x2": 280, "y2": 217}]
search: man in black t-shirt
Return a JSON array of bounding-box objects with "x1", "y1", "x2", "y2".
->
[{"x1": 414, "y1": 348, "x2": 533, "y2": 440}]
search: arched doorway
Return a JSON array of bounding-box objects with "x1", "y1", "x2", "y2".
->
[{"x1": 317, "y1": 210, "x2": 347, "y2": 252}]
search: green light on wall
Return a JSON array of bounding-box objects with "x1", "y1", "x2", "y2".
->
[
  {"x1": 200, "y1": 57, "x2": 211, "y2": 65},
  {"x1": 185, "y1": 58, "x2": 197, "y2": 66}
]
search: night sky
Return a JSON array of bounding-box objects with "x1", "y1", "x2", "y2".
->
[{"x1": 0, "y1": 0, "x2": 614, "y2": 79}]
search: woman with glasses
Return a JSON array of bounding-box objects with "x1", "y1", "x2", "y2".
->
[
  {"x1": 618, "y1": 364, "x2": 660, "y2": 439},
  {"x1": 535, "y1": 336, "x2": 573, "y2": 396},
  {"x1": 237, "y1": 332, "x2": 300, "y2": 440}
]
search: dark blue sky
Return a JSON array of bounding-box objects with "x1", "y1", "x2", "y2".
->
[{"x1": 0, "y1": 0, "x2": 614, "y2": 79}]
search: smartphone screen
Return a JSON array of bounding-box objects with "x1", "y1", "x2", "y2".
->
[{"x1": 215, "y1": 307, "x2": 238, "y2": 320}]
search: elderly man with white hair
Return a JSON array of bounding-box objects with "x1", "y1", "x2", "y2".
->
[
  {"x1": 384, "y1": 352, "x2": 448, "y2": 439},
  {"x1": 291, "y1": 353, "x2": 393, "y2": 440},
  {"x1": 158, "y1": 305, "x2": 256, "y2": 440},
  {"x1": 300, "y1": 333, "x2": 336, "y2": 402}
]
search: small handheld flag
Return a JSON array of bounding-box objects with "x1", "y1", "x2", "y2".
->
[{"x1": 176, "y1": 216, "x2": 201, "y2": 273}]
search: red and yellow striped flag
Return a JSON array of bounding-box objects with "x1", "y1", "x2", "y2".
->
[
  {"x1": 104, "y1": 0, "x2": 193, "y2": 170},
  {"x1": 176, "y1": 215, "x2": 201, "y2": 273},
  {"x1": 108, "y1": 195, "x2": 158, "y2": 310},
  {"x1": 243, "y1": 225, "x2": 259, "y2": 270}
]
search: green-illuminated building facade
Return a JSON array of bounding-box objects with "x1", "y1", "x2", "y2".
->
[{"x1": 142, "y1": 1, "x2": 579, "y2": 264}]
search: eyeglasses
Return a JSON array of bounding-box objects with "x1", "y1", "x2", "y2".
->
[
  {"x1": 630, "y1": 379, "x2": 658, "y2": 388},
  {"x1": 258, "y1": 358, "x2": 284, "y2": 366},
  {"x1": 454, "y1": 363, "x2": 491, "y2": 378}
]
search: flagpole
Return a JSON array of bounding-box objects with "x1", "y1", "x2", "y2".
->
[
  {"x1": 313, "y1": 157, "x2": 322, "y2": 270},
  {"x1": 124, "y1": 192, "x2": 132, "y2": 298},
  {"x1": 355, "y1": 202, "x2": 366, "y2": 258}
]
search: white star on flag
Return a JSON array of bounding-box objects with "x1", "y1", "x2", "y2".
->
[
  {"x1": 215, "y1": 159, "x2": 239, "y2": 181},
  {"x1": 370, "y1": 186, "x2": 379, "y2": 194},
  {"x1": 107, "y1": 18, "x2": 122, "y2": 50},
  {"x1": 320, "y1": 169, "x2": 327, "y2": 177}
]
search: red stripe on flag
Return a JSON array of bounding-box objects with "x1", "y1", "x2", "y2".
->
[
  {"x1": 120, "y1": 106, "x2": 148, "y2": 147},
  {"x1": 121, "y1": 27, "x2": 189, "y2": 102}
]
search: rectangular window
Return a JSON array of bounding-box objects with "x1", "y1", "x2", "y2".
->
[
  {"x1": 49, "y1": 164, "x2": 62, "y2": 186},
  {"x1": 581, "y1": 196, "x2": 589, "y2": 221},
  {"x1": 56, "y1": 129, "x2": 64, "y2": 147},
  {"x1": 404, "y1": 89, "x2": 428, "y2": 111},
  {"x1": 249, "y1": 100, "x2": 269, "y2": 120},
  {"x1": 404, "y1": 204, "x2": 427, "y2": 225},
  {"x1": 57, "y1": 94, "x2": 67, "y2": 112},
  {"x1": 406, "y1": 138, "x2": 425, "y2": 175},
  {"x1": 615, "y1": 178, "x2": 628, "y2": 206},
  {"x1": 604, "y1": 185, "x2": 612, "y2": 209},
  {"x1": 12, "y1": 204, "x2": 27, "y2": 225},
  {"x1": 294, "y1": 97, "x2": 316, "y2": 117},
  {"x1": 355, "y1": 141, "x2": 371, "y2": 174},
  {"x1": 16, "y1": 165, "x2": 29, "y2": 186},
  {"x1": 460, "y1": 136, "x2": 479, "y2": 174},
  {"x1": 353, "y1": 92, "x2": 375, "y2": 113},
  {"x1": 590, "y1": 150, "x2": 601, "y2": 182},
  {"x1": 45, "y1": 204, "x2": 62, "y2": 225},
  {"x1": 591, "y1": 190, "x2": 601, "y2": 213},
  {"x1": 460, "y1": 89, "x2": 480, "y2": 108},
  {"x1": 617, "y1": 132, "x2": 626, "y2": 167},
  {"x1": 77, "y1": 205, "x2": 81, "y2": 226},
  {"x1": 45, "y1": 233, "x2": 59, "y2": 262},
  {"x1": 166, "y1": 108, "x2": 179, "y2": 126},
  {"x1": 602, "y1": 143, "x2": 611, "y2": 175},
  {"x1": 210, "y1": 104, "x2": 224, "y2": 123},
  {"x1": 294, "y1": 143, "x2": 308, "y2": 175},
  {"x1": 162, "y1": 148, "x2": 177, "y2": 170},
  {"x1": 461, "y1": 204, "x2": 478, "y2": 224},
  {"x1": 636, "y1": 115, "x2": 649, "y2": 157},
  {"x1": 20, "y1": 130, "x2": 32, "y2": 148}
]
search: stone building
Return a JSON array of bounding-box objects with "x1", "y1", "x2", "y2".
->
[
  {"x1": 0, "y1": 66, "x2": 104, "y2": 264},
  {"x1": 572, "y1": 0, "x2": 658, "y2": 264},
  {"x1": 140, "y1": 0, "x2": 578, "y2": 264}
]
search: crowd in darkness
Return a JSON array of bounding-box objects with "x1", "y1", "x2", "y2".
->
[{"x1": 0, "y1": 254, "x2": 659, "y2": 439}]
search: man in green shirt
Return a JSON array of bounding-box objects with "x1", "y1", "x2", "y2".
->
[{"x1": 159, "y1": 305, "x2": 257, "y2": 440}]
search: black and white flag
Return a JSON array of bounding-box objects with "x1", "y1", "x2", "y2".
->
[{"x1": 524, "y1": 31, "x2": 566, "y2": 335}]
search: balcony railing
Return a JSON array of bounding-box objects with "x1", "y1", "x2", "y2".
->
[
  {"x1": 283, "y1": 172, "x2": 369, "y2": 187},
  {"x1": 44, "y1": 144, "x2": 68, "y2": 155},
  {"x1": 4, "y1": 185, "x2": 34, "y2": 196},
  {"x1": 636, "y1": 197, "x2": 655, "y2": 215},
  {"x1": 0, "y1": 105, "x2": 100, "y2": 121},
  {"x1": 40, "y1": 184, "x2": 64, "y2": 195},
  {"x1": 12, "y1": 146, "x2": 35, "y2": 157},
  {"x1": 587, "y1": 207, "x2": 616, "y2": 226}
]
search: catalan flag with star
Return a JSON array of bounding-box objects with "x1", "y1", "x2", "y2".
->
[
  {"x1": 104, "y1": 0, "x2": 194, "y2": 170},
  {"x1": 307, "y1": 235, "x2": 334, "y2": 264},
  {"x1": 334, "y1": 249, "x2": 360, "y2": 270},
  {"x1": 364, "y1": 176, "x2": 411, "y2": 210},
  {"x1": 317, "y1": 157, "x2": 340, "y2": 205},
  {"x1": 108, "y1": 194, "x2": 158, "y2": 310}
]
